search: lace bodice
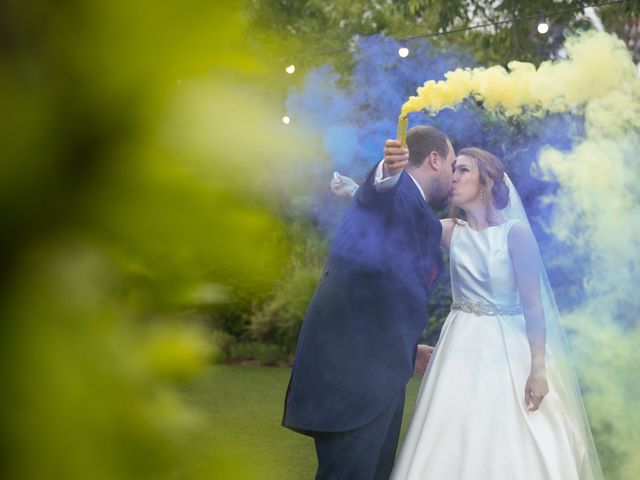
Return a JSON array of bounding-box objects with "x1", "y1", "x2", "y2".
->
[{"x1": 449, "y1": 219, "x2": 521, "y2": 308}]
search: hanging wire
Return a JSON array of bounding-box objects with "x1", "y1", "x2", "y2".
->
[{"x1": 283, "y1": 0, "x2": 629, "y2": 61}]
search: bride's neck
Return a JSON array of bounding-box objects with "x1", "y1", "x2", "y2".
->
[{"x1": 463, "y1": 205, "x2": 501, "y2": 230}]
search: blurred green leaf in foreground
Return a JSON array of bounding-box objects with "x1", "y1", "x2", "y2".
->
[{"x1": 0, "y1": 0, "x2": 310, "y2": 478}]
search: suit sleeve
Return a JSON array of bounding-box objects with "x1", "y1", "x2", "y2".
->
[{"x1": 355, "y1": 163, "x2": 401, "y2": 209}]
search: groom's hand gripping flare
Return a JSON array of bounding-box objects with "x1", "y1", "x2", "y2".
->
[{"x1": 383, "y1": 139, "x2": 409, "y2": 178}]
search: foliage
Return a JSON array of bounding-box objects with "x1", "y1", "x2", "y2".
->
[
  {"x1": 250, "y1": 266, "x2": 324, "y2": 354},
  {"x1": 0, "y1": 0, "x2": 301, "y2": 478},
  {"x1": 204, "y1": 214, "x2": 328, "y2": 363},
  {"x1": 229, "y1": 342, "x2": 285, "y2": 366},
  {"x1": 247, "y1": 0, "x2": 640, "y2": 71},
  {"x1": 246, "y1": 0, "x2": 446, "y2": 76},
  {"x1": 211, "y1": 330, "x2": 237, "y2": 363},
  {"x1": 206, "y1": 280, "x2": 272, "y2": 341},
  {"x1": 423, "y1": 249, "x2": 453, "y2": 346},
  {"x1": 597, "y1": 0, "x2": 640, "y2": 63}
]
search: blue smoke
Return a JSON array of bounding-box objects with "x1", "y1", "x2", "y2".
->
[{"x1": 284, "y1": 34, "x2": 586, "y2": 304}]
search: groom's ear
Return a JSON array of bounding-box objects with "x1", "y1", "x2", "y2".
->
[{"x1": 427, "y1": 151, "x2": 441, "y2": 171}]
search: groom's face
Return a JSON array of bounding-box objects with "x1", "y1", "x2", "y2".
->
[{"x1": 431, "y1": 140, "x2": 456, "y2": 204}]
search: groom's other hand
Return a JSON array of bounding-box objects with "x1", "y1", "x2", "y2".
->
[
  {"x1": 413, "y1": 345, "x2": 435, "y2": 375},
  {"x1": 383, "y1": 139, "x2": 409, "y2": 178},
  {"x1": 330, "y1": 173, "x2": 359, "y2": 198}
]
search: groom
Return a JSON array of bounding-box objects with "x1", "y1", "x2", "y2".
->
[{"x1": 283, "y1": 126, "x2": 456, "y2": 479}]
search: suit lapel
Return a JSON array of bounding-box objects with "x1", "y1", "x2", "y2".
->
[
  {"x1": 400, "y1": 172, "x2": 444, "y2": 294},
  {"x1": 400, "y1": 171, "x2": 428, "y2": 213}
]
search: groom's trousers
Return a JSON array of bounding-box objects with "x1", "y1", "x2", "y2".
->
[{"x1": 313, "y1": 389, "x2": 405, "y2": 480}]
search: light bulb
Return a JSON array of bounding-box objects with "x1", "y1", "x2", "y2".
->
[
  {"x1": 285, "y1": 64, "x2": 296, "y2": 74},
  {"x1": 282, "y1": 116, "x2": 291, "y2": 125},
  {"x1": 537, "y1": 21, "x2": 549, "y2": 34},
  {"x1": 398, "y1": 47, "x2": 409, "y2": 58}
]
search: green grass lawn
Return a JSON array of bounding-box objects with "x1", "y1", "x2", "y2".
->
[{"x1": 179, "y1": 365, "x2": 422, "y2": 479}]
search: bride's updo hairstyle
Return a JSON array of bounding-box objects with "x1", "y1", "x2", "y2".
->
[{"x1": 452, "y1": 147, "x2": 510, "y2": 223}]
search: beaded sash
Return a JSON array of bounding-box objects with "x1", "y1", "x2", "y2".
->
[{"x1": 451, "y1": 299, "x2": 522, "y2": 316}]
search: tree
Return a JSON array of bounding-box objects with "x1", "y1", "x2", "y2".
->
[{"x1": 247, "y1": 0, "x2": 640, "y2": 69}]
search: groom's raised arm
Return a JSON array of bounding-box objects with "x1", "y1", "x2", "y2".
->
[
  {"x1": 356, "y1": 140, "x2": 409, "y2": 206},
  {"x1": 381, "y1": 139, "x2": 409, "y2": 178}
]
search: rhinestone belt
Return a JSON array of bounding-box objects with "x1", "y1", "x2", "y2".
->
[{"x1": 451, "y1": 300, "x2": 522, "y2": 316}]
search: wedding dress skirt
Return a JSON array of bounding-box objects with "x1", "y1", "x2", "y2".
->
[{"x1": 390, "y1": 220, "x2": 596, "y2": 480}]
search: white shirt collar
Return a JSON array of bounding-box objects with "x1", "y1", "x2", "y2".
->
[
  {"x1": 372, "y1": 160, "x2": 426, "y2": 201},
  {"x1": 406, "y1": 171, "x2": 426, "y2": 201}
]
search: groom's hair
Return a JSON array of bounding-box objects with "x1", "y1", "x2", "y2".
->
[{"x1": 406, "y1": 126, "x2": 450, "y2": 167}]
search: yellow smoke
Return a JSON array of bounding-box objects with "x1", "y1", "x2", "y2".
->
[
  {"x1": 401, "y1": 31, "x2": 638, "y2": 118},
  {"x1": 403, "y1": 30, "x2": 640, "y2": 479}
]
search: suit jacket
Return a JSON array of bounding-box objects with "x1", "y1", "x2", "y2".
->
[{"x1": 282, "y1": 166, "x2": 443, "y2": 434}]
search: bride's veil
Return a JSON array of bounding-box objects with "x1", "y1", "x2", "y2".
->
[{"x1": 501, "y1": 174, "x2": 604, "y2": 480}]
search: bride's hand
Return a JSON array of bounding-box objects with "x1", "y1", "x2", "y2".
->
[
  {"x1": 413, "y1": 344, "x2": 434, "y2": 375},
  {"x1": 524, "y1": 369, "x2": 549, "y2": 412},
  {"x1": 330, "y1": 172, "x2": 359, "y2": 197}
]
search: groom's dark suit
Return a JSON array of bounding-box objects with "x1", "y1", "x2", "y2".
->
[{"x1": 283, "y1": 164, "x2": 443, "y2": 479}]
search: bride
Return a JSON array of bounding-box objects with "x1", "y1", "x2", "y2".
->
[{"x1": 331, "y1": 146, "x2": 603, "y2": 479}]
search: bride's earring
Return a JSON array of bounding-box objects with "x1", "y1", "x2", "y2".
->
[{"x1": 480, "y1": 190, "x2": 484, "y2": 201}]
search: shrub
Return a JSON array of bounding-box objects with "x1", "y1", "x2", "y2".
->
[
  {"x1": 229, "y1": 342, "x2": 283, "y2": 366},
  {"x1": 211, "y1": 330, "x2": 237, "y2": 363},
  {"x1": 250, "y1": 267, "x2": 322, "y2": 354}
]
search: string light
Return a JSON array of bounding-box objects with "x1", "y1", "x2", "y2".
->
[
  {"x1": 280, "y1": 0, "x2": 627, "y2": 63},
  {"x1": 279, "y1": 0, "x2": 627, "y2": 124},
  {"x1": 537, "y1": 16, "x2": 550, "y2": 34}
]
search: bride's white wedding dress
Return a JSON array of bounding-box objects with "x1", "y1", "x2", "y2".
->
[{"x1": 391, "y1": 219, "x2": 599, "y2": 480}]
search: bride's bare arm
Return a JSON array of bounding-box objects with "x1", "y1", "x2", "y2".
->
[
  {"x1": 439, "y1": 218, "x2": 456, "y2": 250},
  {"x1": 508, "y1": 222, "x2": 549, "y2": 412}
]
